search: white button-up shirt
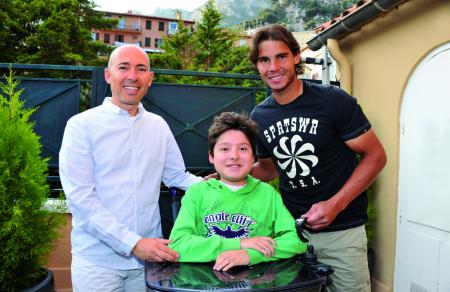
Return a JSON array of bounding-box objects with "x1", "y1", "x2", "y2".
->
[{"x1": 59, "y1": 98, "x2": 201, "y2": 269}]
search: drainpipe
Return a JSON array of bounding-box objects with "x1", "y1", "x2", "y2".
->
[
  {"x1": 327, "y1": 39, "x2": 352, "y2": 94},
  {"x1": 322, "y1": 46, "x2": 330, "y2": 85},
  {"x1": 306, "y1": 0, "x2": 407, "y2": 51}
]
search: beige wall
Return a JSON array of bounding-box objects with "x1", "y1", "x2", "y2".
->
[{"x1": 336, "y1": 0, "x2": 450, "y2": 290}]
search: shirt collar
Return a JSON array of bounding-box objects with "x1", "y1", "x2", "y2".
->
[{"x1": 103, "y1": 97, "x2": 145, "y2": 118}]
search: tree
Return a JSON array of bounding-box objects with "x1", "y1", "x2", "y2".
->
[
  {"x1": 152, "y1": 20, "x2": 196, "y2": 70},
  {"x1": 193, "y1": 0, "x2": 235, "y2": 70},
  {"x1": 0, "y1": 0, "x2": 116, "y2": 65},
  {"x1": 0, "y1": 0, "x2": 30, "y2": 63},
  {"x1": 151, "y1": 0, "x2": 258, "y2": 86},
  {"x1": 249, "y1": 0, "x2": 358, "y2": 31},
  {"x1": 302, "y1": 0, "x2": 358, "y2": 30}
]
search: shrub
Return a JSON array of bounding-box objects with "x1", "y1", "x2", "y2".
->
[{"x1": 0, "y1": 69, "x2": 65, "y2": 291}]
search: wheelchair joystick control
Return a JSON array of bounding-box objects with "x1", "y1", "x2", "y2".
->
[
  {"x1": 295, "y1": 217, "x2": 333, "y2": 277},
  {"x1": 299, "y1": 244, "x2": 334, "y2": 276},
  {"x1": 302, "y1": 245, "x2": 319, "y2": 265}
]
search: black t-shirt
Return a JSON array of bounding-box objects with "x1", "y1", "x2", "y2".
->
[{"x1": 251, "y1": 81, "x2": 371, "y2": 232}]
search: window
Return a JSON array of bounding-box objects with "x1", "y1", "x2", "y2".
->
[
  {"x1": 91, "y1": 32, "x2": 98, "y2": 41},
  {"x1": 155, "y1": 38, "x2": 163, "y2": 48},
  {"x1": 114, "y1": 34, "x2": 124, "y2": 42},
  {"x1": 104, "y1": 33, "x2": 110, "y2": 44},
  {"x1": 118, "y1": 17, "x2": 125, "y2": 29},
  {"x1": 158, "y1": 21, "x2": 164, "y2": 31},
  {"x1": 146, "y1": 20, "x2": 152, "y2": 30},
  {"x1": 168, "y1": 22, "x2": 178, "y2": 35},
  {"x1": 145, "y1": 37, "x2": 151, "y2": 47}
]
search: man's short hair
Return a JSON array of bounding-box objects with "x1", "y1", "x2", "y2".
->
[
  {"x1": 249, "y1": 24, "x2": 304, "y2": 75},
  {"x1": 208, "y1": 112, "x2": 258, "y2": 157}
]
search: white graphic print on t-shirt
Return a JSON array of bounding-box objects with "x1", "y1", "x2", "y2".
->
[{"x1": 263, "y1": 116, "x2": 321, "y2": 190}]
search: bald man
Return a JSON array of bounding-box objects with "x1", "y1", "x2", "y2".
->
[{"x1": 59, "y1": 45, "x2": 201, "y2": 291}]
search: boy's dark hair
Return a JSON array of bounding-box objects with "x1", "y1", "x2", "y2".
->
[
  {"x1": 208, "y1": 112, "x2": 258, "y2": 157},
  {"x1": 248, "y1": 24, "x2": 304, "y2": 75}
]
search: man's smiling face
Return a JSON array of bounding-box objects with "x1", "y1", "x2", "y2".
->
[
  {"x1": 256, "y1": 40, "x2": 300, "y2": 98},
  {"x1": 105, "y1": 45, "x2": 154, "y2": 116}
]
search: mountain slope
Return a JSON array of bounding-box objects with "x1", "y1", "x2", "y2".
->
[{"x1": 153, "y1": 0, "x2": 268, "y2": 27}]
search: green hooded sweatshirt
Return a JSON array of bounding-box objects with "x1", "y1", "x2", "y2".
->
[{"x1": 169, "y1": 176, "x2": 307, "y2": 265}]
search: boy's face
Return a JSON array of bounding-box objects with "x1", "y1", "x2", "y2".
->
[{"x1": 209, "y1": 130, "x2": 254, "y2": 186}]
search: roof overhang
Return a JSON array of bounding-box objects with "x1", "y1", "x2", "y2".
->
[{"x1": 307, "y1": 0, "x2": 409, "y2": 51}]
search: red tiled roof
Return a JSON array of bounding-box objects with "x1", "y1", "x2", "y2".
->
[
  {"x1": 306, "y1": 0, "x2": 410, "y2": 50},
  {"x1": 313, "y1": 0, "x2": 371, "y2": 34}
]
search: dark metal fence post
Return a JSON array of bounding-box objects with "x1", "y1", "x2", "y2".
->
[{"x1": 92, "y1": 66, "x2": 107, "y2": 108}]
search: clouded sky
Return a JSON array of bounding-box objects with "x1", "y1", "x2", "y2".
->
[{"x1": 93, "y1": 0, "x2": 207, "y2": 15}]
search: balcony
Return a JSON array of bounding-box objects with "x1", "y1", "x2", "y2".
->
[{"x1": 111, "y1": 24, "x2": 141, "y2": 33}]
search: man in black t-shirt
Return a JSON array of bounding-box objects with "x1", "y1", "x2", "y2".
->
[{"x1": 249, "y1": 24, "x2": 386, "y2": 292}]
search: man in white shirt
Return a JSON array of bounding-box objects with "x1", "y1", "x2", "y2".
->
[{"x1": 59, "y1": 45, "x2": 201, "y2": 291}]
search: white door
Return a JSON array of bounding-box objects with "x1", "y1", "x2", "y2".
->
[{"x1": 395, "y1": 43, "x2": 450, "y2": 291}]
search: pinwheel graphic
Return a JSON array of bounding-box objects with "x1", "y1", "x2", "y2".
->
[{"x1": 273, "y1": 135, "x2": 318, "y2": 178}]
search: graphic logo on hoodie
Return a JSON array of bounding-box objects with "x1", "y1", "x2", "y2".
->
[{"x1": 204, "y1": 212, "x2": 255, "y2": 239}]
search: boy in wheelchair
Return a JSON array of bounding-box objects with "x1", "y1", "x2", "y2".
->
[{"x1": 169, "y1": 112, "x2": 307, "y2": 271}]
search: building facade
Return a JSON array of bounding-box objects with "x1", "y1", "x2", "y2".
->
[
  {"x1": 308, "y1": 0, "x2": 450, "y2": 291},
  {"x1": 92, "y1": 10, "x2": 195, "y2": 53}
]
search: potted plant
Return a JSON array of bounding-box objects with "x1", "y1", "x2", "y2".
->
[{"x1": 0, "y1": 70, "x2": 65, "y2": 291}]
